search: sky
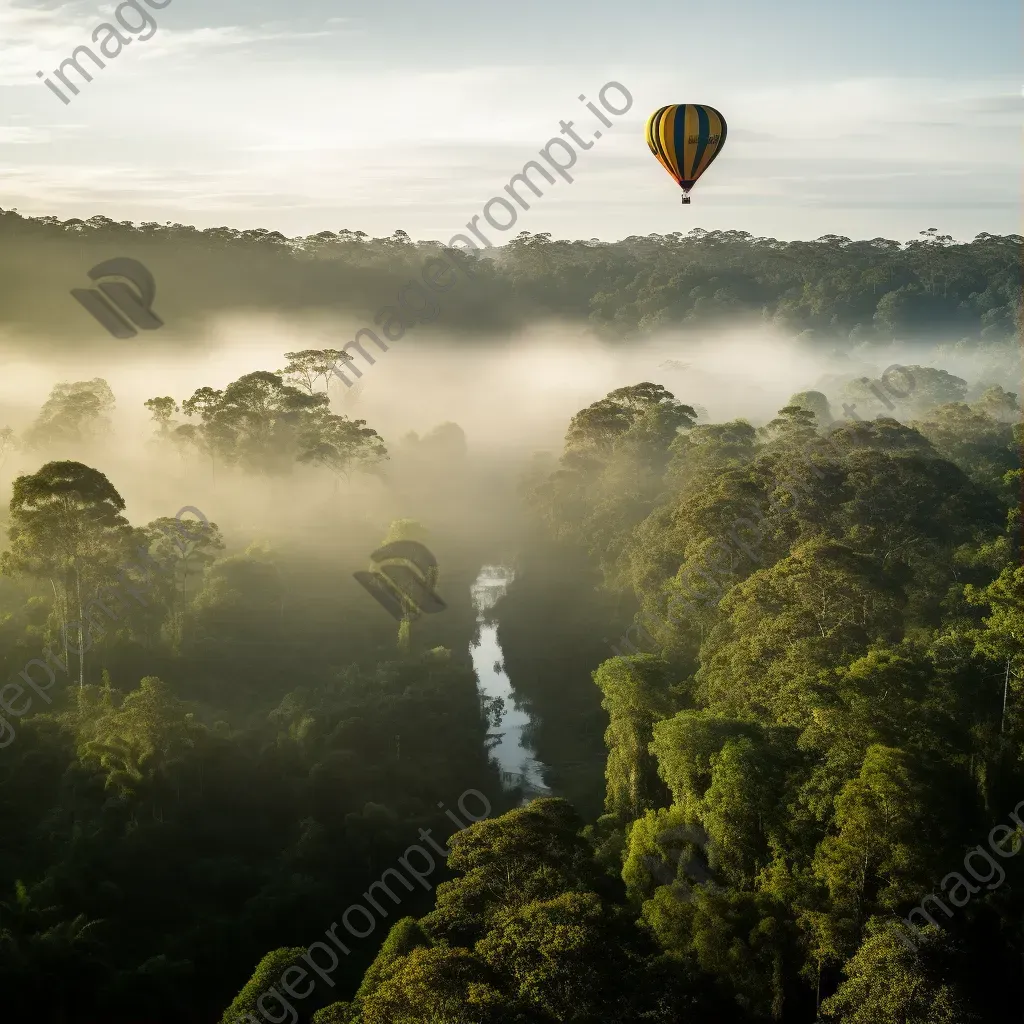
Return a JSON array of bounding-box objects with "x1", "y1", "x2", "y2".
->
[{"x1": 0, "y1": 0, "x2": 1019, "y2": 243}]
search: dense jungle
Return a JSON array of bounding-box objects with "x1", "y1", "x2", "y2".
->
[{"x1": 0, "y1": 212, "x2": 1020, "y2": 1023}]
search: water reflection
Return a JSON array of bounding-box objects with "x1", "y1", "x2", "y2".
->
[{"x1": 470, "y1": 565, "x2": 550, "y2": 795}]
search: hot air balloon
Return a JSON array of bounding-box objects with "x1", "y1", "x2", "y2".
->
[{"x1": 645, "y1": 104, "x2": 727, "y2": 204}]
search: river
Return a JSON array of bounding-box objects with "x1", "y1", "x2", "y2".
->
[{"x1": 469, "y1": 565, "x2": 551, "y2": 796}]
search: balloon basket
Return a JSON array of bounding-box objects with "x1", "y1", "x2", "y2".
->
[{"x1": 681, "y1": 195, "x2": 691, "y2": 205}]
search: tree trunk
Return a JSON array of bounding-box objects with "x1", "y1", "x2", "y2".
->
[
  {"x1": 1002, "y1": 656, "x2": 1011, "y2": 734},
  {"x1": 50, "y1": 577, "x2": 68, "y2": 668},
  {"x1": 177, "y1": 550, "x2": 187, "y2": 650},
  {"x1": 75, "y1": 563, "x2": 85, "y2": 689}
]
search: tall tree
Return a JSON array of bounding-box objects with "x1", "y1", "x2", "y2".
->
[
  {"x1": 1, "y1": 461, "x2": 131, "y2": 687},
  {"x1": 24, "y1": 379, "x2": 115, "y2": 451},
  {"x1": 820, "y1": 921, "x2": 977, "y2": 1023},
  {"x1": 141, "y1": 515, "x2": 225, "y2": 648},
  {"x1": 592, "y1": 654, "x2": 678, "y2": 821},
  {"x1": 173, "y1": 372, "x2": 387, "y2": 480}
]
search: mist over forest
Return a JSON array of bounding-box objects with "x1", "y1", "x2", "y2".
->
[{"x1": 0, "y1": 208, "x2": 1021, "y2": 1024}]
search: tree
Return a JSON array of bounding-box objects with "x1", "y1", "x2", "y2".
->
[
  {"x1": 531, "y1": 383, "x2": 697, "y2": 573},
  {"x1": 664, "y1": 419, "x2": 759, "y2": 499},
  {"x1": 188, "y1": 544, "x2": 286, "y2": 655},
  {"x1": 563, "y1": 382, "x2": 695, "y2": 463},
  {"x1": 694, "y1": 539, "x2": 905, "y2": 725},
  {"x1": 592, "y1": 654, "x2": 678, "y2": 820},
  {"x1": 174, "y1": 372, "x2": 387, "y2": 480},
  {"x1": 476, "y1": 891, "x2": 653, "y2": 1023},
  {"x1": 24, "y1": 378, "x2": 115, "y2": 450},
  {"x1": 179, "y1": 386, "x2": 228, "y2": 480},
  {"x1": 0, "y1": 425, "x2": 17, "y2": 484},
  {"x1": 354, "y1": 916, "x2": 431, "y2": 1003},
  {"x1": 620, "y1": 803, "x2": 707, "y2": 903},
  {"x1": 354, "y1": 946, "x2": 514, "y2": 1024},
  {"x1": 966, "y1": 565, "x2": 1024, "y2": 737},
  {"x1": 297, "y1": 409, "x2": 388, "y2": 483},
  {"x1": 758, "y1": 405, "x2": 820, "y2": 448},
  {"x1": 904, "y1": 366, "x2": 969, "y2": 414},
  {"x1": 700, "y1": 735, "x2": 791, "y2": 884},
  {"x1": 279, "y1": 349, "x2": 324, "y2": 394},
  {"x1": 812, "y1": 746, "x2": 935, "y2": 949},
  {"x1": 76, "y1": 675, "x2": 204, "y2": 804},
  {"x1": 421, "y1": 799, "x2": 600, "y2": 949},
  {"x1": 651, "y1": 711, "x2": 762, "y2": 812},
  {"x1": 313, "y1": 1003, "x2": 359, "y2": 1023},
  {"x1": 820, "y1": 920, "x2": 977, "y2": 1023},
  {"x1": 912, "y1": 403, "x2": 1019, "y2": 490},
  {"x1": 787, "y1": 391, "x2": 833, "y2": 428},
  {"x1": 397, "y1": 422, "x2": 468, "y2": 466},
  {"x1": 972, "y1": 385, "x2": 1020, "y2": 423},
  {"x1": 141, "y1": 515, "x2": 225, "y2": 648},
  {"x1": 143, "y1": 396, "x2": 180, "y2": 441},
  {"x1": 220, "y1": 946, "x2": 308, "y2": 1024},
  {"x1": 1, "y1": 461, "x2": 131, "y2": 687},
  {"x1": 209, "y1": 371, "x2": 325, "y2": 475}
]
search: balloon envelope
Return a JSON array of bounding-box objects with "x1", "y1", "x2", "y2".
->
[{"x1": 645, "y1": 104, "x2": 727, "y2": 194}]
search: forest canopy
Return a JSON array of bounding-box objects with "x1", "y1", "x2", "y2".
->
[
  {"x1": 0, "y1": 211, "x2": 1020, "y2": 1023},
  {"x1": 0, "y1": 209, "x2": 1019, "y2": 349}
]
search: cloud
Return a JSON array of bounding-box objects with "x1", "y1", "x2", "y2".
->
[
  {"x1": 955, "y1": 94, "x2": 1021, "y2": 115},
  {"x1": 0, "y1": 42, "x2": 1018, "y2": 241},
  {"x1": 728, "y1": 128, "x2": 779, "y2": 142},
  {"x1": 0, "y1": 125, "x2": 51, "y2": 142},
  {"x1": 0, "y1": 0, "x2": 354, "y2": 82}
]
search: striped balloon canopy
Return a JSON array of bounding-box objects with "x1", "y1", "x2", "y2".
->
[{"x1": 645, "y1": 104, "x2": 728, "y2": 197}]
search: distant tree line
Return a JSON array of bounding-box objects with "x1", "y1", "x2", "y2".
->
[{"x1": 0, "y1": 208, "x2": 1019, "y2": 348}]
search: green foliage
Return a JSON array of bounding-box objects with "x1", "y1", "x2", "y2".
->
[
  {"x1": 621, "y1": 803, "x2": 696, "y2": 902},
  {"x1": 0, "y1": 441, "x2": 498, "y2": 1021},
  {"x1": 695, "y1": 539, "x2": 905, "y2": 724},
  {"x1": 159, "y1": 370, "x2": 387, "y2": 480},
  {"x1": 514, "y1": 370, "x2": 1022, "y2": 1021},
  {"x1": 220, "y1": 946, "x2": 307, "y2": 1024},
  {"x1": 812, "y1": 747, "x2": 934, "y2": 939},
  {"x1": 312, "y1": 1002, "x2": 359, "y2": 1023},
  {"x1": 820, "y1": 921, "x2": 977, "y2": 1023},
  {"x1": 475, "y1": 890, "x2": 649, "y2": 1022},
  {"x1": 74, "y1": 675, "x2": 202, "y2": 798},
  {"x1": 355, "y1": 916, "x2": 430, "y2": 1001},
  {"x1": 527, "y1": 383, "x2": 697, "y2": 576},
  {"x1": 24, "y1": 379, "x2": 115, "y2": 450},
  {"x1": 788, "y1": 391, "x2": 833, "y2": 427},
  {"x1": 592, "y1": 654, "x2": 678, "y2": 819},
  {"x1": 1, "y1": 460, "x2": 133, "y2": 687},
  {"x1": 354, "y1": 946, "x2": 513, "y2": 1024},
  {"x1": 912, "y1": 403, "x2": 1018, "y2": 489},
  {"x1": 346, "y1": 800, "x2": 733, "y2": 1023},
  {"x1": 2, "y1": 216, "x2": 1018, "y2": 346},
  {"x1": 0, "y1": 284, "x2": 1020, "y2": 1022},
  {"x1": 420, "y1": 798, "x2": 605, "y2": 954}
]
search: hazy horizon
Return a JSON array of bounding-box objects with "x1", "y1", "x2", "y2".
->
[{"x1": 1, "y1": 0, "x2": 1018, "y2": 242}]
